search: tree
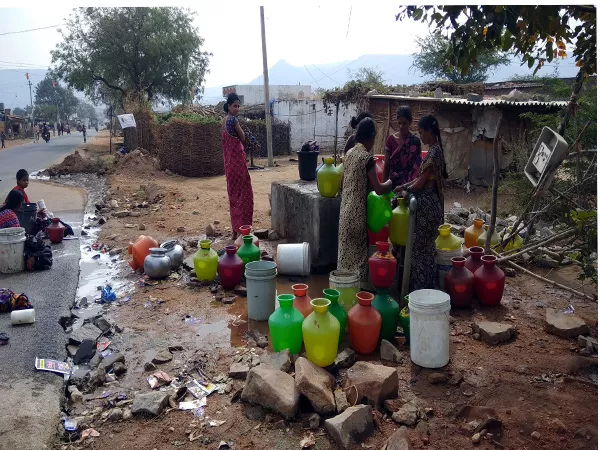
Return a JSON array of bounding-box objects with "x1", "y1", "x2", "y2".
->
[
  {"x1": 12, "y1": 106, "x2": 32, "y2": 117},
  {"x1": 34, "y1": 74, "x2": 79, "y2": 121},
  {"x1": 347, "y1": 66, "x2": 386, "y2": 90},
  {"x1": 396, "y1": 6, "x2": 596, "y2": 77},
  {"x1": 412, "y1": 33, "x2": 510, "y2": 83},
  {"x1": 77, "y1": 101, "x2": 97, "y2": 122},
  {"x1": 51, "y1": 7, "x2": 212, "y2": 106}
]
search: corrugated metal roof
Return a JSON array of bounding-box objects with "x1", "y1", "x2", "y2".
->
[{"x1": 367, "y1": 94, "x2": 567, "y2": 108}]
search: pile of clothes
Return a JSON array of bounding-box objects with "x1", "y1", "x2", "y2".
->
[{"x1": 0, "y1": 288, "x2": 33, "y2": 313}]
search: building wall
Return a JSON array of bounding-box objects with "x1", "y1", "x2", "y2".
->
[
  {"x1": 231, "y1": 85, "x2": 312, "y2": 106},
  {"x1": 272, "y1": 100, "x2": 359, "y2": 151}
]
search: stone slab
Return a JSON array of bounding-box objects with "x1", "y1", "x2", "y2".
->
[
  {"x1": 545, "y1": 308, "x2": 589, "y2": 339},
  {"x1": 271, "y1": 181, "x2": 340, "y2": 273}
]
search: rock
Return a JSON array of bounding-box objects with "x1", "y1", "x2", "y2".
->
[
  {"x1": 259, "y1": 349, "x2": 291, "y2": 372},
  {"x1": 206, "y1": 224, "x2": 216, "y2": 237},
  {"x1": 241, "y1": 367, "x2": 300, "y2": 419},
  {"x1": 176, "y1": 226, "x2": 185, "y2": 232},
  {"x1": 234, "y1": 286, "x2": 247, "y2": 297},
  {"x1": 68, "y1": 386, "x2": 84, "y2": 404},
  {"x1": 334, "y1": 348, "x2": 356, "y2": 369},
  {"x1": 384, "y1": 398, "x2": 405, "y2": 413},
  {"x1": 229, "y1": 362, "x2": 250, "y2": 379},
  {"x1": 109, "y1": 247, "x2": 123, "y2": 256},
  {"x1": 472, "y1": 321, "x2": 516, "y2": 345},
  {"x1": 334, "y1": 389, "x2": 349, "y2": 414},
  {"x1": 108, "y1": 408, "x2": 124, "y2": 421},
  {"x1": 380, "y1": 339, "x2": 403, "y2": 363},
  {"x1": 73, "y1": 339, "x2": 96, "y2": 364},
  {"x1": 182, "y1": 255, "x2": 195, "y2": 271},
  {"x1": 531, "y1": 431, "x2": 541, "y2": 440},
  {"x1": 472, "y1": 432, "x2": 482, "y2": 444},
  {"x1": 254, "y1": 229, "x2": 269, "y2": 239},
  {"x1": 324, "y1": 405, "x2": 374, "y2": 450},
  {"x1": 578, "y1": 335, "x2": 598, "y2": 352},
  {"x1": 88, "y1": 368, "x2": 105, "y2": 388},
  {"x1": 139, "y1": 224, "x2": 146, "y2": 231},
  {"x1": 446, "y1": 213, "x2": 466, "y2": 225},
  {"x1": 132, "y1": 391, "x2": 170, "y2": 416},
  {"x1": 113, "y1": 210, "x2": 131, "y2": 218},
  {"x1": 152, "y1": 349, "x2": 173, "y2": 364},
  {"x1": 245, "y1": 330, "x2": 267, "y2": 348},
  {"x1": 551, "y1": 418, "x2": 567, "y2": 434},
  {"x1": 109, "y1": 200, "x2": 119, "y2": 209},
  {"x1": 144, "y1": 362, "x2": 157, "y2": 372},
  {"x1": 392, "y1": 403, "x2": 418, "y2": 426},
  {"x1": 382, "y1": 426, "x2": 412, "y2": 450},
  {"x1": 113, "y1": 362, "x2": 127, "y2": 376},
  {"x1": 427, "y1": 372, "x2": 448, "y2": 385},
  {"x1": 101, "y1": 353, "x2": 125, "y2": 372},
  {"x1": 98, "y1": 216, "x2": 107, "y2": 225},
  {"x1": 69, "y1": 323, "x2": 103, "y2": 345},
  {"x1": 545, "y1": 308, "x2": 589, "y2": 338},
  {"x1": 295, "y1": 357, "x2": 336, "y2": 414},
  {"x1": 308, "y1": 413, "x2": 321, "y2": 429},
  {"x1": 244, "y1": 404, "x2": 266, "y2": 421},
  {"x1": 344, "y1": 361, "x2": 399, "y2": 409},
  {"x1": 130, "y1": 211, "x2": 141, "y2": 217},
  {"x1": 268, "y1": 230, "x2": 279, "y2": 241},
  {"x1": 94, "y1": 316, "x2": 112, "y2": 333}
]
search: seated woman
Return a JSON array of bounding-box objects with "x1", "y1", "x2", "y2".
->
[{"x1": 0, "y1": 190, "x2": 24, "y2": 229}]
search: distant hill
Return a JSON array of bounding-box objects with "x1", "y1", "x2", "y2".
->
[{"x1": 201, "y1": 53, "x2": 580, "y2": 105}]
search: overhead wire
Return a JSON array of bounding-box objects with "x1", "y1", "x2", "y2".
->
[{"x1": 0, "y1": 23, "x2": 66, "y2": 36}]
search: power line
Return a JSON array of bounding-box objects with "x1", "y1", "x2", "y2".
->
[
  {"x1": 303, "y1": 65, "x2": 322, "y2": 89},
  {"x1": 0, "y1": 23, "x2": 66, "y2": 36},
  {"x1": 345, "y1": 6, "x2": 352, "y2": 38},
  {"x1": 312, "y1": 64, "x2": 341, "y2": 86}
]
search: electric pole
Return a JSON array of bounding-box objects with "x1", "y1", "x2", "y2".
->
[
  {"x1": 27, "y1": 79, "x2": 34, "y2": 122},
  {"x1": 260, "y1": 6, "x2": 274, "y2": 168}
]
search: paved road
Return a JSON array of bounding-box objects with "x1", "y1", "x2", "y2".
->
[
  {"x1": 0, "y1": 136, "x2": 88, "y2": 450},
  {"x1": 0, "y1": 130, "x2": 95, "y2": 194}
]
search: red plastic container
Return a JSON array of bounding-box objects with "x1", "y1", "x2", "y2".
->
[
  {"x1": 292, "y1": 284, "x2": 312, "y2": 318},
  {"x1": 47, "y1": 217, "x2": 65, "y2": 244},
  {"x1": 368, "y1": 241, "x2": 397, "y2": 289},
  {"x1": 373, "y1": 155, "x2": 385, "y2": 182},
  {"x1": 218, "y1": 245, "x2": 244, "y2": 290},
  {"x1": 234, "y1": 225, "x2": 260, "y2": 249},
  {"x1": 368, "y1": 224, "x2": 390, "y2": 246},
  {"x1": 128, "y1": 235, "x2": 159, "y2": 271},
  {"x1": 347, "y1": 291, "x2": 382, "y2": 354},
  {"x1": 465, "y1": 246, "x2": 484, "y2": 274},
  {"x1": 474, "y1": 255, "x2": 505, "y2": 306},
  {"x1": 444, "y1": 257, "x2": 474, "y2": 308}
]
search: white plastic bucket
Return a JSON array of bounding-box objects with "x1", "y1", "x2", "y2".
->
[
  {"x1": 436, "y1": 248, "x2": 462, "y2": 290},
  {"x1": 276, "y1": 243, "x2": 310, "y2": 276},
  {"x1": 0, "y1": 227, "x2": 26, "y2": 274},
  {"x1": 409, "y1": 289, "x2": 450, "y2": 368},
  {"x1": 329, "y1": 270, "x2": 361, "y2": 312},
  {"x1": 11, "y1": 309, "x2": 36, "y2": 325},
  {"x1": 245, "y1": 261, "x2": 278, "y2": 321}
]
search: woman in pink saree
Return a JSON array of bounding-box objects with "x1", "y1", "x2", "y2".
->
[{"x1": 222, "y1": 93, "x2": 254, "y2": 240}]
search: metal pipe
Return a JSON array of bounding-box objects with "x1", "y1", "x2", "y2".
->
[{"x1": 400, "y1": 195, "x2": 418, "y2": 301}]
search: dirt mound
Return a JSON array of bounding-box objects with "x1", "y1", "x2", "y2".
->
[
  {"x1": 114, "y1": 148, "x2": 162, "y2": 177},
  {"x1": 46, "y1": 151, "x2": 102, "y2": 176}
]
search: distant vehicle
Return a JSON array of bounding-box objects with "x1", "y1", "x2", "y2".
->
[{"x1": 42, "y1": 131, "x2": 50, "y2": 143}]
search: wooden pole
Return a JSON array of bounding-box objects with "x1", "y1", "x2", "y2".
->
[
  {"x1": 497, "y1": 228, "x2": 576, "y2": 262},
  {"x1": 334, "y1": 101, "x2": 339, "y2": 165},
  {"x1": 260, "y1": 6, "x2": 274, "y2": 168},
  {"x1": 484, "y1": 115, "x2": 503, "y2": 254},
  {"x1": 557, "y1": 70, "x2": 585, "y2": 136}
]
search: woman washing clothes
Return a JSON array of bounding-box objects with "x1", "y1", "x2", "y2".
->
[
  {"x1": 343, "y1": 112, "x2": 375, "y2": 155},
  {"x1": 338, "y1": 117, "x2": 393, "y2": 281},
  {"x1": 383, "y1": 106, "x2": 421, "y2": 189},
  {"x1": 222, "y1": 93, "x2": 254, "y2": 240},
  {"x1": 0, "y1": 190, "x2": 24, "y2": 229},
  {"x1": 395, "y1": 114, "x2": 447, "y2": 291}
]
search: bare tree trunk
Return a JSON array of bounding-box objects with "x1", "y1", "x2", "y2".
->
[{"x1": 484, "y1": 115, "x2": 504, "y2": 254}]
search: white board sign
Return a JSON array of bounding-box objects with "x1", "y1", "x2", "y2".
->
[{"x1": 117, "y1": 113, "x2": 136, "y2": 129}]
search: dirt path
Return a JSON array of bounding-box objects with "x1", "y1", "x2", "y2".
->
[{"x1": 52, "y1": 149, "x2": 597, "y2": 450}]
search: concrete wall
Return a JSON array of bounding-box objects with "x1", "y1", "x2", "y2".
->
[
  {"x1": 228, "y1": 85, "x2": 312, "y2": 106},
  {"x1": 273, "y1": 100, "x2": 359, "y2": 152}
]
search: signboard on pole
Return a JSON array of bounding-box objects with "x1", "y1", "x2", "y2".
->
[{"x1": 117, "y1": 113, "x2": 136, "y2": 129}]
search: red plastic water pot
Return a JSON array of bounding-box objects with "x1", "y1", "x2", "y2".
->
[
  {"x1": 47, "y1": 218, "x2": 65, "y2": 244},
  {"x1": 292, "y1": 283, "x2": 312, "y2": 318},
  {"x1": 444, "y1": 257, "x2": 474, "y2": 308},
  {"x1": 465, "y1": 246, "x2": 484, "y2": 274},
  {"x1": 474, "y1": 255, "x2": 505, "y2": 306},
  {"x1": 347, "y1": 291, "x2": 382, "y2": 354},
  {"x1": 368, "y1": 241, "x2": 397, "y2": 289},
  {"x1": 368, "y1": 224, "x2": 390, "y2": 246},
  {"x1": 218, "y1": 245, "x2": 244, "y2": 290}
]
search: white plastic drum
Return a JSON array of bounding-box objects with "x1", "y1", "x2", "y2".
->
[
  {"x1": 276, "y1": 243, "x2": 310, "y2": 276},
  {"x1": 409, "y1": 289, "x2": 450, "y2": 368}
]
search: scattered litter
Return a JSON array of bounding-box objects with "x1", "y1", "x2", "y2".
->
[
  {"x1": 64, "y1": 418, "x2": 78, "y2": 431},
  {"x1": 140, "y1": 277, "x2": 159, "y2": 287},
  {"x1": 101, "y1": 350, "x2": 112, "y2": 358},
  {"x1": 178, "y1": 397, "x2": 207, "y2": 410},
  {"x1": 117, "y1": 393, "x2": 128, "y2": 401},
  {"x1": 210, "y1": 419, "x2": 226, "y2": 427},
  {"x1": 185, "y1": 315, "x2": 202, "y2": 324},
  {"x1": 105, "y1": 373, "x2": 117, "y2": 383},
  {"x1": 96, "y1": 338, "x2": 111, "y2": 352},
  {"x1": 35, "y1": 357, "x2": 72, "y2": 375},
  {"x1": 80, "y1": 428, "x2": 100, "y2": 441},
  {"x1": 147, "y1": 371, "x2": 172, "y2": 389},
  {"x1": 300, "y1": 433, "x2": 316, "y2": 448},
  {"x1": 561, "y1": 304, "x2": 575, "y2": 314},
  {"x1": 92, "y1": 254, "x2": 101, "y2": 260},
  {"x1": 217, "y1": 440, "x2": 231, "y2": 450},
  {"x1": 229, "y1": 315, "x2": 246, "y2": 327},
  {"x1": 100, "y1": 285, "x2": 117, "y2": 303},
  {"x1": 194, "y1": 406, "x2": 205, "y2": 417},
  {"x1": 0, "y1": 333, "x2": 9, "y2": 345},
  {"x1": 119, "y1": 295, "x2": 132, "y2": 304},
  {"x1": 531, "y1": 373, "x2": 564, "y2": 384}
]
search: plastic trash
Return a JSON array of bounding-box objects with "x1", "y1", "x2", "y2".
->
[
  {"x1": 64, "y1": 418, "x2": 78, "y2": 431},
  {"x1": 100, "y1": 285, "x2": 117, "y2": 303}
]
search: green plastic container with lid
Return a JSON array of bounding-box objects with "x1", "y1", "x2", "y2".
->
[
  {"x1": 237, "y1": 235, "x2": 260, "y2": 267},
  {"x1": 323, "y1": 288, "x2": 347, "y2": 344},
  {"x1": 193, "y1": 239, "x2": 218, "y2": 282},
  {"x1": 367, "y1": 191, "x2": 394, "y2": 233},
  {"x1": 268, "y1": 294, "x2": 304, "y2": 354},
  {"x1": 317, "y1": 157, "x2": 341, "y2": 198}
]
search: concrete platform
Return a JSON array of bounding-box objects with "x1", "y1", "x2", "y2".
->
[{"x1": 271, "y1": 181, "x2": 340, "y2": 273}]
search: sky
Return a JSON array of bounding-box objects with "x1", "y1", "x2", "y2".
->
[{"x1": 0, "y1": 2, "x2": 431, "y2": 91}]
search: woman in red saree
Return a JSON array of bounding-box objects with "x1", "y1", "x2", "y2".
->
[{"x1": 222, "y1": 93, "x2": 254, "y2": 240}]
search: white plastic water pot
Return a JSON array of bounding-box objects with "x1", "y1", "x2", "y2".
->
[
  {"x1": 245, "y1": 261, "x2": 278, "y2": 321},
  {"x1": 276, "y1": 243, "x2": 310, "y2": 276},
  {"x1": 0, "y1": 227, "x2": 26, "y2": 274},
  {"x1": 409, "y1": 289, "x2": 450, "y2": 368}
]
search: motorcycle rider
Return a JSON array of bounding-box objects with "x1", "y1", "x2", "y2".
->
[{"x1": 42, "y1": 122, "x2": 50, "y2": 142}]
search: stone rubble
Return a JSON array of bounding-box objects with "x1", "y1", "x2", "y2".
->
[
  {"x1": 295, "y1": 357, "x2": 337, "y2": 414},
  {"x1": 241, "y1": 366, "x2": 300, "y2": 419},
  {"x1": 324, "y1": 405, "x2": 374, "y2": 450},
  {"x1": 545, "y1": 308, "x2": 590, "y2": 338},
  {"x1": 472, "y1": 321, "x2": 517, "y2": 345},
  {"x1": 344, "y1": 361, "x2": 399, "y2": 409}
]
